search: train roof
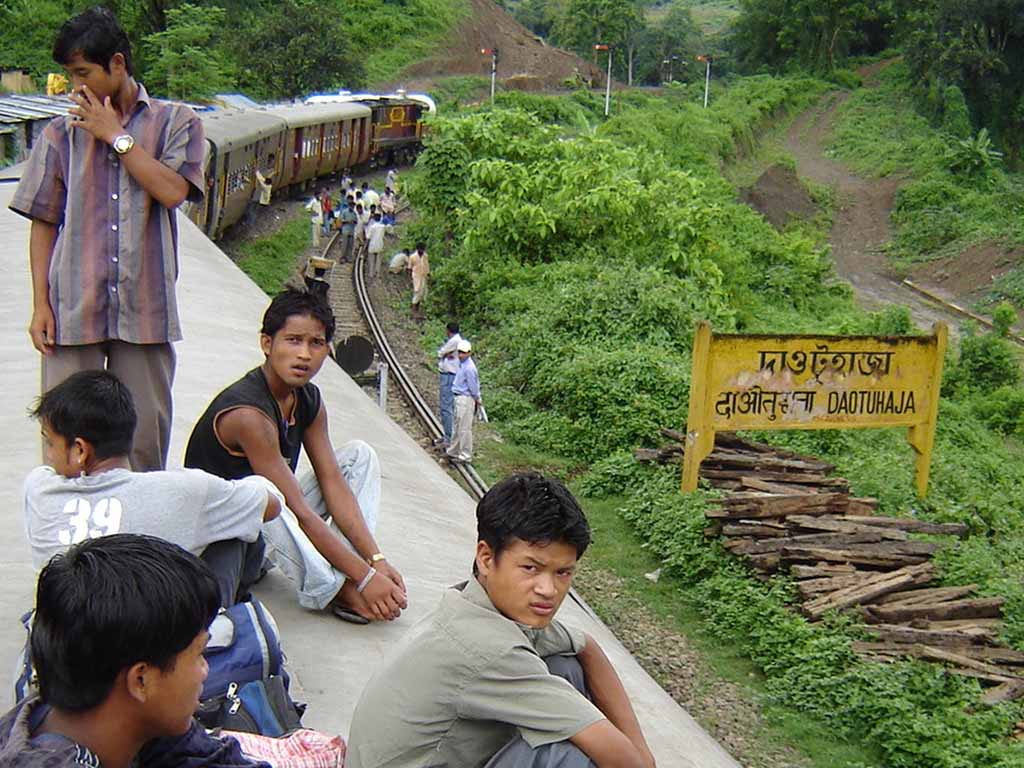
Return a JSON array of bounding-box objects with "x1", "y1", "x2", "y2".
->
[
  {"x1": 306, "y1": 92, "x2": 436, "y2": 114},
  {"x1": 262, "y1": 102, "x2": 371, "y2": 128},
  {"x1": 200, "y1": 109, "x2": 286, "y2": 148}
]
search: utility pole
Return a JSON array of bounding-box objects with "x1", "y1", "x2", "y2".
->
[
  {"x1": 480, "y1": 47, "x2": 499, "y2": 103},
  {"x1": 594, "y1": 44, "x2": 611, "y2": 117},
  {"x1": 697, "y1": 54, "x2": 713, "y2": 108}
]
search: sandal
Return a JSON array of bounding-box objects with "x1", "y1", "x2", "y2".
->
[{"x1": 332, "y1": 605, "x2": 370, "y2": 625}]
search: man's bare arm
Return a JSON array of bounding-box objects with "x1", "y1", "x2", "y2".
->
[
  {"x1": 28, "y1": 219, "x2": 57, "y2": 354},
  {"x1": 303, "y1": 406, "x2": 407, "y2": 595},
  {"x1": 571, "y1": 721, "x2": 649, "y2": 768},
  {"x1": 572, "y1": 635, "x2": 656, "y2": 768},
  {"x1": 217, "y1": 407, "x2": 404, "y2": 620}
]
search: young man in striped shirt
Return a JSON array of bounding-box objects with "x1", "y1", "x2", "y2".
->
[{"x1": 10, "y1": 7, "x2": 206, "y2": 471}]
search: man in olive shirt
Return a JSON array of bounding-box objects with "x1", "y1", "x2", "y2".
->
[{"x1": 347, "y1": 474, "x2": 656, "y2": 768}]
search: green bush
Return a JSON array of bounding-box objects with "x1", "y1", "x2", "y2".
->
[
  {"x1": 943, "y1": 325, "x2": 1021, "y2": 396},
  {"x1": 828, "y1": 68, "x2": 862, "y2": 90},
  {"x1": 947, "y1": 129, "x2": 1005, "y2": 177},
  {"x1": 971, "y1": 386, "x2": 1024, "y2": 436}
]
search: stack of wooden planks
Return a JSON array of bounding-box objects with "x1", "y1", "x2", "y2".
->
[{"x1": 637, "y1": 429, "x2": 1024, "y2": 702}]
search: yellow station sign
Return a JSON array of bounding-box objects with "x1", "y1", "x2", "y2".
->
[{"x1": 682, "y1": 321, "x2": 948, "y2": 497}]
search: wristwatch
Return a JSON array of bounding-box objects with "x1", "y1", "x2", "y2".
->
[
  {"x1": 112, "y1": 134, "x2": 135, "y2": 155},
  {"x1": 369, "y1": 552, "x2": 387, "y2": 564}
]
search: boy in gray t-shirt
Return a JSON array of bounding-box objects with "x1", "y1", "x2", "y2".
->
[{"x1": 23, "y1": 370, "x2": 279, "y2": 605}]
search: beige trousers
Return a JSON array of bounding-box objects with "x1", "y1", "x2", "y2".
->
[
  {"x1": 42, "y1": 341, "x2": 175, "y2": 471},
  {"x1": 446, "y1": 394, "x2": 476, "y2": 462}
]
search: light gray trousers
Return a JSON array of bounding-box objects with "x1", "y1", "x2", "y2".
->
[{"x1": 260, "y1": 440, "x2": 381, "y2": 610}]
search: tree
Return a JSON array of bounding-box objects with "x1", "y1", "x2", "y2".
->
[
  {"x1": 632, "y1": 2, "x2": 702, "y2": 84},
  {"x1": 895, "y1": 0, "x2": 1024, "y2": 163},
  {"x1": 239, "y1": 0, "x2": 364, "y2": 100},
  {"x1": 142, "y1": 3, "x2": 234, "y2": 100},
  {"x1": 553, "y1": 0, "x2": 643, "y2": 82},
  {"x1": 0, "y1": 0, "x2": 72, "y2": 81},
  {"x1": 732, "y1": 0, "x2": 891, "y2": 72}
]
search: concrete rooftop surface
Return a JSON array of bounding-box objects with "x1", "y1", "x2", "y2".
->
[{"x1": 0, "y1": 181, "x2": 739, "y2": 768}]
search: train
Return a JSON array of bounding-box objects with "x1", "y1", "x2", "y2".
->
[{"x1": 186, "y1": 92, "x2": 435, "y2": 239}]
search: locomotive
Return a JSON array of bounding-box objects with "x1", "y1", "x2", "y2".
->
[{"x1": 187, "y1": 91, "x2": 435, "y2": 239}]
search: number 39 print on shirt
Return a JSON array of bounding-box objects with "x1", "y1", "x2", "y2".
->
[{"x1": 59, "y1": 498, "x2": 123, "y2": 546}]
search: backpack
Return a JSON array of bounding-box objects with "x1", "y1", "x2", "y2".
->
[
  {"x1": 196, "y1": 598, "x2": 306, "y2": 737},
  {"x1": 14, "y1": 599, "x2": 305, "y2": 737}
]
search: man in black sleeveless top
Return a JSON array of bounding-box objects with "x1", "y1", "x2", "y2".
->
[{"x1": 185, "y1": 289, "x2": 407, "y2": 623}]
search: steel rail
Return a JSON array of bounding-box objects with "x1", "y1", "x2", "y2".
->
[
  {"x1": 320, "y1": 232, "x2": 489, "y2": 498},
  {"x1": 321, "y1": 232, "x2": 596, "y2": 619}
]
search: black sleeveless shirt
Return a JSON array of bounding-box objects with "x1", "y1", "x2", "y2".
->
[{"x1": 184, "y1": 367, "x2": 323, "y2": 480}]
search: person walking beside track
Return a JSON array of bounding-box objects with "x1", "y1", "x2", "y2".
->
[
  {"x1": 446, "y1": 339, "x2": 480, "y2": 464},
  {"x1": 306, "y1": 191, "x2": 323, "y2": 248},
  {"x1": 409, "y1": 241, "x2": 430, "y2": 314},
  {"x1": 366, "y1": 213, "x2": 387, "y2": 278},
  {"x1": 435, "y1": 322, "x2": 462, "y2": 449},
  {"x1": 10, "y1": 6, "x2": 206, "y2": 472},
  {"x1": 339, "y1": 201, "x2": 357, "y2": 263}
]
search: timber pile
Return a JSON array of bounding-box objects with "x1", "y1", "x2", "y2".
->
[{"x1": 637, "y1": 429, "x2": 1024, "y2": 703}]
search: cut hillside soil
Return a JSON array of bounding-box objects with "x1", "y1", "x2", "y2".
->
[
  {"x1": 740, "y1": 165, "x2": 817, "y2": 231},
  {"x1": 909, "y1": 241, "x2": 1024, "y2": 306},
  {"x1": 395, "y1": 0, "x2": 604, "y2": 90}
]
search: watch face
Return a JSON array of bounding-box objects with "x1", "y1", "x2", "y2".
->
[{"x1": 114, "y1": 135, "x2": 133, "y2": 154}]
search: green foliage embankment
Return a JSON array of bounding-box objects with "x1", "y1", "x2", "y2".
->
[
  {"x1": 828, "y1": 63, "x2": 1024, "y2": 293},
  {"x1": 0, "y1": 0, "x2": 467, "y2": 100},
  {"x1": 410, "y1": 79, "x2": 1024, "y2": 766}
]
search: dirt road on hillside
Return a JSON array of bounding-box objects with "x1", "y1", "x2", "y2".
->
[{"x1": 783, "y1": 66, "x2": 959, "y2": 334}]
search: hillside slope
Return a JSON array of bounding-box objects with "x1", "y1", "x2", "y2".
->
[{"x1": 396, "y1": 0, "x2": 604, "y2": 90}]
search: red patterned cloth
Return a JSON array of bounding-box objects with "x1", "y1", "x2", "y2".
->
[{"x1": 223, "y1": 729, "x2": 346, "y2": 768}]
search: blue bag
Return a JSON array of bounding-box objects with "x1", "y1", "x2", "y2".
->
[{"x1": 196, "y1": 598, "x2": 304, "y2": 735}]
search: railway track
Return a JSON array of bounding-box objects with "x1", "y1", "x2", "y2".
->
[{"x1": 320, "y1": 231, "x2": 489, "y2": 500}]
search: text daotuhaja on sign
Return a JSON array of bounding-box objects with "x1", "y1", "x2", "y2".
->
[{"x1": 682, "y1": 322, "x2": 947, "y2": 497}]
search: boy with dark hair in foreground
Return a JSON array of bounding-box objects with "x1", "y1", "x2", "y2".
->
[
  {"x1": 23, "y1": 370, "x2": 278, "y2": 607},
  {"x1": 186, "y1": 289, "x2": 407, "y2": 623},
  {"x1": 347, "y1": 473, "x2": 656, "y2": 768},
  {"x1": 0, "y1": 534, "x2": 222, "y2": 768}
]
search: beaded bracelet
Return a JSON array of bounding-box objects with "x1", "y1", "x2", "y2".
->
[{"x1": 356, "y1": 566, "x2": 377, "y2": 594}]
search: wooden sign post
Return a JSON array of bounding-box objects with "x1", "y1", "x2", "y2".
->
[{"x1": 682, "y1": 322, "x2": 948, "y2": 497}]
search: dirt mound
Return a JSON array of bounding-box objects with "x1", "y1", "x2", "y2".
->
[
  {"x1": 910, "y1": 241, "x2": 1024, "y2": 302},
  {"x1": 739, "y1": 164, "x2": 818, "y2": 230},
  {"x1": 396, "y1": 0, "x2": 604, "y2": 90}
]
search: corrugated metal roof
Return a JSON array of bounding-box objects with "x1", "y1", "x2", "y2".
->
[{"x1": 0, "y1": 95, "x2": 72, "y2": 121}]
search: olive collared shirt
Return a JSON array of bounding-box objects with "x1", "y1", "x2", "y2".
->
[{"x1": 347, "y1": 578, "x2": 605, "y2": 768}]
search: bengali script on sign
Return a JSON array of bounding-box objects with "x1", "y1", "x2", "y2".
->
[{"x1": 705, "y1": 335, "x2": 938, "y2": 431}]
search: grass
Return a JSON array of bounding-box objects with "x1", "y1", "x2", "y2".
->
[
  {"x1": 237, "y1": 215, "x2": 309, "y2": 295},
  {"x1": 469, "y1": 432, "x2": 884, "y2": 768},
  {"x1": 347, "y1": 0, "x2": 471, "y2": 84},
  {"x1": 684, "y1": 0, "x2": 740, "y2": 37},
  {"x1": 828, "y1": 62, "x2": 1024, "y2": 278}
]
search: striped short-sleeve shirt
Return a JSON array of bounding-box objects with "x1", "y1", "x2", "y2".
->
[{"x1": 9, "y1": 84, "x2": 206, "y2": 345}]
